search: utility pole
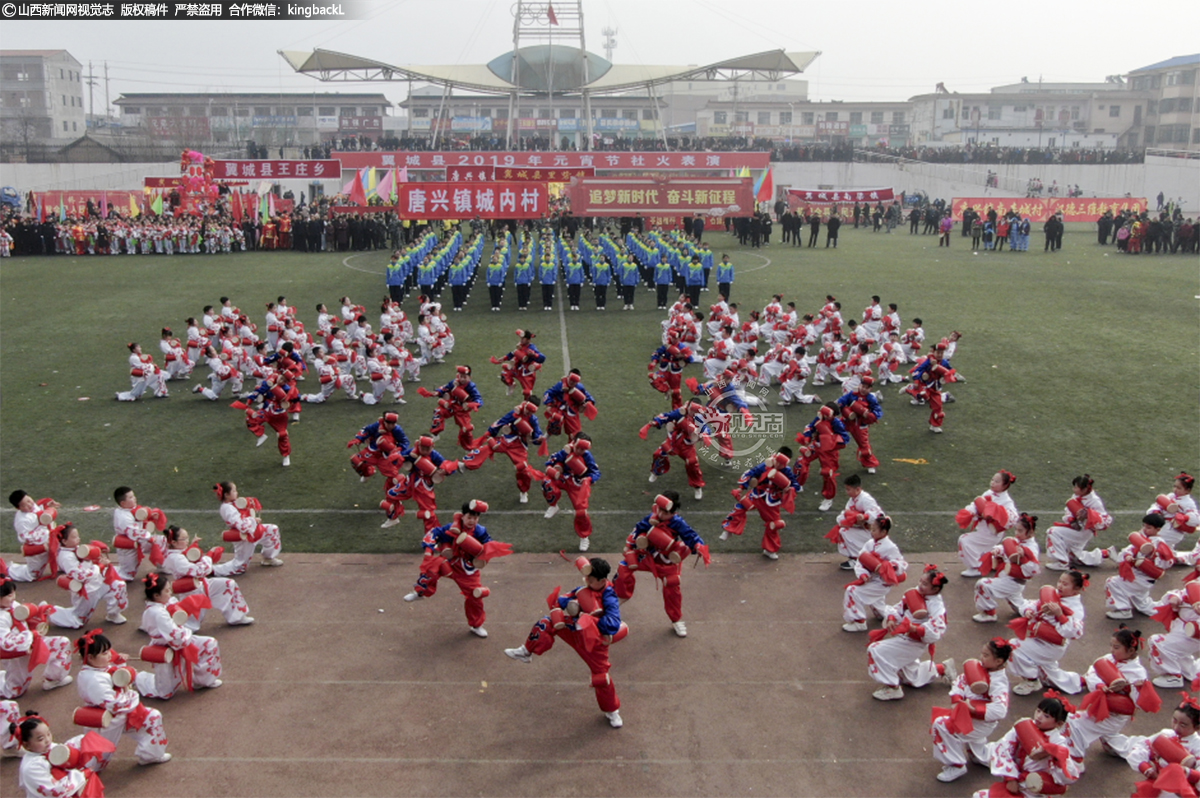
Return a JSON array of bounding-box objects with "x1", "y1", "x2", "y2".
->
[
  {"x1": 85, "y1": 61, "x2": 97, "y2": 127},
  {"x1": 104, "y1": 62, "x2": 110, "y2": 124}
]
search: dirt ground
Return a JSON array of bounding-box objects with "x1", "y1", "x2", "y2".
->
[{"x1": 1, "y1": 549, "x2": 1143, "y2": 797}]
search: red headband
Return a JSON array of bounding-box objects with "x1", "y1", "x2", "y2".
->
[
  {"x1": 76, "y1": 628, "x2": 103, "y2": 658},
  {"x1": 1180, "y1": 692, "x2": 1200, "y2": 712},
  {"x1": 213, "y1": 484, "x2": 225, "y2": 501},
  {"x1": 1043, "y1": 690, "x2": 1076, "y2": 714},
  {"x1": 1122, "y1": 629, "x2": 1145, "y2": 651},
  {"x1": 145, "y1": 573, "x2": 161, "y2": 589},
  {"x1": 999, "y1": 470, "x2": 1016, "y2": 486},
  {"x1": 989, "y1": 636, "x2": 1011, "y2": 651},
  {"x1": 12, "y1": 714, "x2": 47, "y2": 746},
  {"x1": 1179, "y1": 473, "x2": 1196, "y2": 490}
]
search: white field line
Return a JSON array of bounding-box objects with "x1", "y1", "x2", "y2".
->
[{"x1": 341, "y1": 252, "x2": 386, "y2": 275}]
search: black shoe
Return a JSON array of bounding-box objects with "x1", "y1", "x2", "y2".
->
[{"x1": 839, "y1": 560, "x2": 854, "y2": 571}]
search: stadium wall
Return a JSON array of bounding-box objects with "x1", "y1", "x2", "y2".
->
[
  {"x1": 3, "y1": 157, "x2": 1196, "y2": 214},
  {"x1": 773, "y1": 158, "x2": 1198, "y2": 212}
]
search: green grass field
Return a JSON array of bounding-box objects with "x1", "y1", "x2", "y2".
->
[{"x1": 1, "y1": 225, "x2": 1197, "y2": 557}]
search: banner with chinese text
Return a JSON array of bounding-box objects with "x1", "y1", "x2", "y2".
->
[
  {"x1": 397, "y1": 182, "x2": 548, "y2": 219},
  {"x1": 645, "y1": 216, "x2": 687, "y2": 231},
  {"x1": 212, "y1": 160, "x2": 342, "y2": 180},
  {"x1": 338, "y1": 116, "x2": 382, "y2": 132},
  {"x1": 787, "y1": 188, "x2": 895, "y2": 206},
  {"x1": 32, "y1": 191, "x2": 142, "y2": 220},
  {"x1": 566, "y1": 178, "x2": 754, "y2": 216},
  {"x1": 950, "y1": 197, "x2": 1147, "y2": 223},
  {"x1": 446, "y1": 166, "x2": 594, "y2": 183},
  {"x1": 334, "y1": 151, "x2": 771, "y2": 171}
]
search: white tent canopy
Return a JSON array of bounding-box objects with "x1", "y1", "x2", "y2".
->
[{"x1": 279, "y1": 47, "x2": 819, "y2": 97}]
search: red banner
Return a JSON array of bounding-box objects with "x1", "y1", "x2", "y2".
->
[
  {"x1": 788, "y1": 188, "x2": 895, "y2": 205},
  {"x1": 396, "y1": 182, "x2": 548, "y2": 219},
  {"x1": 335, "y1": 151, "x2": 772, "y2": 171},
  {"x1": 456, "y1": 166, "x2": 594, "y2": 183},
  {"x1": 568, "y1": 177, "x2": 754, "y2": 216},
  {"x1": 951, "y1": 197, "x2": 1148, "y2": 223},
  {"x1": 1046, "y1": 197, "x2": 1147, "y2": 222},
  {"x1": 32, "y1": 191, "x2": 143, "y2": 219},
  {"x1": 212, "y1": 160, "x2": 341, "y2": 180}
]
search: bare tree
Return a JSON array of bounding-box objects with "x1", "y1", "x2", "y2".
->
[{"x1": 1, "y1": 109, "x2": 46, "y2": 161}]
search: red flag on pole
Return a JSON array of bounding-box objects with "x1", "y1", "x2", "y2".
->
[
  {"x1": 231, "y1": 191, "x2": 243, "y2": 223},
  {"x1": 348, "y1": 168, "x2": 368, "y2": 206},
  {"x1": 547, "y1": 3, "x2": 559, "y2": 24}
]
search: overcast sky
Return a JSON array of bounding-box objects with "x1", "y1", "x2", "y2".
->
[{"x1": 3, "y1": 0, "x2": 1198, "y2": 113}]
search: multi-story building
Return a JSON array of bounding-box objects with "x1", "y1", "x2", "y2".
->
[
  {"x1": 0, "y1": 50, "x2": 87, "y2": 144},
  {"x1": 909, "y1": 81, "x2": 1151, "y2": 149},
  {"x1": 696, "y1": 99, "x2": 912, "y2": 146},
  {"x1": 1127, "y1": 54, "x2": 1200, "y2": 151},
  {"x1": 112, "y1": 92, "x2": 394, "y2": 147},
  {"x1": 399, "y1": 86, "x2": 665, "y2": 147},
  {"x1": 653, "y1": 78, "x2": 809, "y2": 132}
]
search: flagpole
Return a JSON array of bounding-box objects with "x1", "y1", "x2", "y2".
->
[{"x1": 547, "y1": 3, "x2": 554, "y2": 151}]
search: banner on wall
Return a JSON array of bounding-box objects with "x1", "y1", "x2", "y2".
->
[
  {"x1": 212, "y1": 160, "x2": 341, "y2": 179},
  {"x1": 950, "y1": 197, "x2": 1147, "y2": 223},
  {"x1": 334, "y1": 151, "x2": 772, "y2": 171}
]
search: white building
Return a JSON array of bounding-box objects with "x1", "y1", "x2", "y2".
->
[
  {"x1": 909, "y1": 80, "x2": 1151, "y2": 149},
  {"x1": 112, "y1": 92, "x2": 394, "y2": 147},
  {"x1": 1128, "y1": 54, "x2": 1200, "y2": 151},
  {"x1": 0, "y1": 50, "x2": 88, "y2": 144}
]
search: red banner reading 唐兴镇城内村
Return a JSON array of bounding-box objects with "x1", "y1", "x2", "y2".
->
[
  {"x1": 951, "y1": 197, "x2": 1147, "y2": 222},
  {"x1": 393, "y1": 182, "x2": 549, "y2": 219}
]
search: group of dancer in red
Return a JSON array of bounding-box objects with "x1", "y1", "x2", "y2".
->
[{"x1": 37, "y1": 259, "x2": 1200, "y2": 795}]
